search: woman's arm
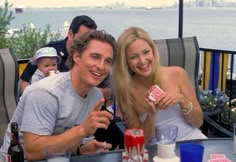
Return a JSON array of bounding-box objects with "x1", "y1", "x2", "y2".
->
[
  {"x1": 155, "y1": 67, "x2": 203, "y2": 128},
  {"x1": 177, "y1": 68, "x2": 203, "y2": 128}
]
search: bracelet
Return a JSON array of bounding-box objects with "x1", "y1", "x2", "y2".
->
[{"x1": 181, "y1": 101, "x2": 193, "y2": 115}]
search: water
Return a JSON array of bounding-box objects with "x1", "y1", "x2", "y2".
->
[{"x1": 8, "y1": 7, "x2": 236, "y2": 51}]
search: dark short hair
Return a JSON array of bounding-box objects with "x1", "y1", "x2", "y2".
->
[
  {"x1": 69, "y1": 15, "x2": 97, "y2": 34},
  {"x1": 66, "y1": 30, "x2": 116, "y2": 69}
]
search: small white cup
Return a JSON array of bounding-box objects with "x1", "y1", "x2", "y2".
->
[
  {"x1": 45, "y1": 144, "x2": 71, "y2": 162},
  {"x1": 49, "y1": 70, "x2": 56, "y2": 76},
  {"x1": 157, "y1": 142, "x2": 176, "y2": 159}
]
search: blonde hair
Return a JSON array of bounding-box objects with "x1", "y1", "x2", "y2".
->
[{"x1": 112, "y1": 27, "x2": 162, "y2": 120}]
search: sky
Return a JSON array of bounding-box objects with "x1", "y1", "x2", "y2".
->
[{"x1": 5, "y1": 0, "x2": 178, "y2": 8}]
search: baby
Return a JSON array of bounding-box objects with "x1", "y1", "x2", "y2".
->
[{"x1": 30, "y1": 47, "x2": 61, "y2": 84}]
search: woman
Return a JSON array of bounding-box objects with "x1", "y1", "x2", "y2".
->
[{"x1": 112, "y1": 27, "x2": 206, "y2": 144}]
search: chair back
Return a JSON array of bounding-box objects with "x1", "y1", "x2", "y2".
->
[
  {"x1": 154, "y1": 36, "x2": 200, "y2": 99},
  {"x1": 0, "y1": 48, "x2": 19, "y2": 143}
]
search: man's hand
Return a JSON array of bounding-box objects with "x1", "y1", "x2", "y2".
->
[
  {"x1": 80, "y1": 139, "x2": 112, "y2": 155},
  {"x1": 99, "y1": 87, "x2": 111, "y2": 101},
  {"x1": 80, "y1": 98, "x2": 113, "y2": 137},
  {"x1": 20, "y1": 80, "x2": 30, "y2": 94}
]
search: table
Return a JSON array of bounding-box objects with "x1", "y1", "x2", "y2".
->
[
  {"x1": 147, "y1": 138, "x2": 236, "y2": 162},
  {"x1": 36, "y1": 138, "x2": 236, "y2": 162}
]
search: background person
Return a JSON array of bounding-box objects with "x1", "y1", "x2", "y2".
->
[
  {"x1": 0, "y1": 30, "x2": 116, "y2": 161},
  {"x1": 30, "y1": 47, "x2": 61, "y2": 84},
  {"x1": 20, "y1": 15, "x2": 112, "y2": 101},
  {"x1": 112, "y1": 27, "x2": 207, "y2": 144}
]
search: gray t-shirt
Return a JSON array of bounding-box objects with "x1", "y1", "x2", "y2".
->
[{"x1": 0, "y1": 71, "x2": 103, "y2": 153}]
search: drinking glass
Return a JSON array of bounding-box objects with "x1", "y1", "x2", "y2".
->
[
  {"x1": 45, "y1": 144, "x2": 71, "y2": 162},
  {"x1": 155, "y1": 124, "x2": 178, "y2": 144},
  {"x1": 180, "y1": 143, "x2": 204, "y2": 162}
]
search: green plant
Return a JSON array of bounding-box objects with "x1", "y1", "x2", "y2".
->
[
  {"x1": 219, "y1": 103, "x2": 236, "y2": 132},
  {"x1": 199, "y1": 89, "x2": 229, "y2": 112},
  {"x1": 1, "y1": 1, "x2": 62, "y2": 59},
  {"x1": 200, "y1": 89, "x2": 236, "y2": 132},
  {"x1": 219, "y1": 109, "x2": 236, "y2": 132},
  {"x1": 0, "y1": 0, "x2": 14, "y2": 48},
  {"x1": 7, "y1": 24, "x2": 62, "y2": 59}
]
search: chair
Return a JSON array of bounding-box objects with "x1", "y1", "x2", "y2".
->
[
  {"x1": 154, "y1": 36, "x2": 233, "y2": 137},
  {"x1": 154, "y1": 36, "x2": 200, "y2": 97},
  {"x1": 0, "y1": 48, "x2": 19, "y2": 144}
]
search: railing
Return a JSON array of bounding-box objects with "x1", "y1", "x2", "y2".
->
[
  {"x1": 17, "y1": 48, "x2": 236, "y2": 106},
  {"x1": 16, "y1": 47, "x2": 236, "y2": 137},
  {"x1": 199, "y1": 47, "x2": 236, "y2": 108}
]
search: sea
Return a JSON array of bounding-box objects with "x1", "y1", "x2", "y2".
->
[{"x1": 8, "y1": 7, "x2": 236, "y2": 51}]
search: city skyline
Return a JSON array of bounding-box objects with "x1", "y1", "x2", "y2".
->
[
  {"x1": 5, "y1": 0, "x2": 179, "y2": 8},
  {"x1": 2, "y1": 0, "x2": 236, "y2": 8}
]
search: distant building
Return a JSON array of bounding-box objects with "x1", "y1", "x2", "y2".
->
[{"x1": 15, "y1": 6, "x2": 24, "y2": 14}]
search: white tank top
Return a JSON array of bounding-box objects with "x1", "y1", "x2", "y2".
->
[{"x1": 139, "y1": 104, "x2": 207, "y2": 144}]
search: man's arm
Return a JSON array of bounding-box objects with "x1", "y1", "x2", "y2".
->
[
  {"x1": 20, "y1": 63, "x2": 37, "y2": 93},
  {"x1": 23, "y1": 126, "x2": 86, "y2": 160},
  {"x1": 20, "y1": 80, "x2": 30, "y2": 94}
]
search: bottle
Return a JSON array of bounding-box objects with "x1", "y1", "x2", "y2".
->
[
  {"x1": 234, "y1": 123, "x2": 236, "y2": 154},
  {"x1": 7, "y1": 122, "x2": 24, "y2": 162},
  {"x1": 49, "y1": 70, "x2": 56, "y2": 76}
]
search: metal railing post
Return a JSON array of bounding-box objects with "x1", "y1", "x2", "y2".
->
[{"x1": 178, "y1": 0, "x2": 183, "y2": 38}]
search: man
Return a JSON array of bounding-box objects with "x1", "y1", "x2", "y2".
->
[
  {"x1": 0, "y1": 30, "x2": 115, "y2": 161},
  {"x1": 20, "y1": 15, "x2": 112, "y2": 100}
]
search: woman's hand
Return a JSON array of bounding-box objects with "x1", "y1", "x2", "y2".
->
[
  {"x1": 147, "y1": 86, "x2": 185, "y2": 110},
  {"x1": 155, "y1": 92, "x2": 185, "y2": 110},
  {"x1": 145, "y1": 98, "x2": 156, "y2": 114}
]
